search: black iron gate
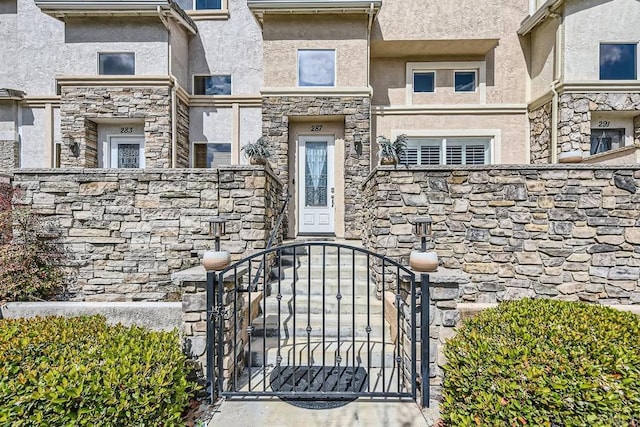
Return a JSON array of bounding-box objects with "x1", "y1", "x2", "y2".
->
[{"x1": 207, "y1": 242, "x2": 421, "y2": 401}]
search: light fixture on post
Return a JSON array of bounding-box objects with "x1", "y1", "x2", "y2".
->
[
  {"x1": 410, "y1": 215, "x2": 438, "y2": 272},
  {"x1": 202, "y1": 217, "x2": 230, "y2": 271}
]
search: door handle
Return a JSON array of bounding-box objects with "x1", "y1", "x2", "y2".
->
[{"x1": 331, "y1": 194, "x2": 334, "y2": 207}]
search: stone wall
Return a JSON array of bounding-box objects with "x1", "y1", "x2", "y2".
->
[
  {"x1": 176, "y1": 95, "x2": 190, "y2": 168},
  {"x1": 363, "y1": 165, "x2": 640, "y2": 304},
  {"x1": 528, "y1": 101, "x2": 552, "y2": 164},
  {"x1": 11, "y1": 166, "x2": 283, "y2": 301},
  {"x1": 558, "y1": 93, "x2": 640, "y2": 157},
  {"x1": 262, "y1": 96, "x2": 371, "y2": 238},
  {"x1": 0, "y1": 140, "x2": 19, "y2": 169},
  {"x1": 59, "y1": 86, "x2": 172, "y2": 168}
]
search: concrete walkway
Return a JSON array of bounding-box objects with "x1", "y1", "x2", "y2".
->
[{"x1": 208, "y1": 398, "x2": 439, "y2": 427}]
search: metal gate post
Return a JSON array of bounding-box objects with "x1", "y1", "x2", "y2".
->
[
  {"x1": 206, "y1": 270, "x2": 215, "y2": 403},
  {"x1": 420, "y1": 273, "x2": 430, "y2": 408}
]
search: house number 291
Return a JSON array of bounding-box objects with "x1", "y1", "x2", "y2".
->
[{"x1": 311, "y1": 125, "x2": 323, "y2": 132}]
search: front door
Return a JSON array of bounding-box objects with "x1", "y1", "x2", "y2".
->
[
  {"x1": 109, "y1": 136, "x2": 145, "y2": 168},
  {"x1": 298, "y1": 135, "x2": 335, "y2": 234}
]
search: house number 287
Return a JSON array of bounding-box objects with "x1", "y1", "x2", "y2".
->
[{"x1": 311, "y1": 125, "x2": 323, "y2": 132}]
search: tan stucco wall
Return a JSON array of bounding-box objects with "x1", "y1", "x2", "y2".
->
[
  {"x1": 528, "y1": 18, "x2": 558, "y2": 102},
  {"x1": 564, "y1": 0, "x2": 640, "y2": 81},
  {"x1": 287, "y1": 119, "x2": 346, "y2": 238},
  {"x1": 374, "y1": 113, "x2": 529, "y2": 164},
  {"x1": 262, "y1": 15, "x2": 369, "y2": 88},
  {"x1": 370, "y1": 0, "x2": 528, "y2": 105}
]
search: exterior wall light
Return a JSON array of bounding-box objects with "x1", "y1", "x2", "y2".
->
[
  {"x1": 202, "y1": 217, "x2": 230, "y2": 271},
  {"x1": 410, "y1": 216, "x2": 438, "y2": 272},
  {"x1": 66, "y1": 138, "x2": 80, "y2": 158}
]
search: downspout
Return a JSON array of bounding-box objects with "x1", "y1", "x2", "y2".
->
[
  {"x1": 158, "y1": 6, "x2": 178, "y2": 168},
  {"x1": 550, "y1": 12, "x2": 562, "y2": 164},
  {"x1": 367, "y1": 3, "x2": 374, "y2": 170}
]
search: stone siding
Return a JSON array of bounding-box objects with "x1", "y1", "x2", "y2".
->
[
  {"x1": 59, "y1": 86, "x2": 172, "y2": 168},
  {"x1": 11, "y1": 166, "x2": 283, "y2": 301},
  {"x1": 262, "y1": 96, "x2": 371, "y2": 238},
  {"x1": 0, "y1": 140, "x2": 19, "y2": 169},
  {"x1": 363, "y1": 165, "x2": 640, "y2": 304},
  {"x1": 558, "y1": 93, "x2": 640, "y2": 157},
  {"x1": 528, "y1": 101, "x2": 552, "y2": 164},
  {"x1": 176, "y1": 95, "x2": 190, "y2": 168}
]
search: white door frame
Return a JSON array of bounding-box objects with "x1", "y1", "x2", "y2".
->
[
  {"x1": 108, "y1": 135, "x2": 145, "y2": 168},
  {"x1": 298, "y1": 135, "x2": 335, "y2": 235}
]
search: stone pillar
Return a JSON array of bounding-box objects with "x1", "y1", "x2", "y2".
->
[
  {"x1": 59, "y1": 118, "x2": 98, "y2": 168},
  {"x1": 634, "y1": 115, "x2": 640, "y2": 145},
  {"x1": 528, "y1": 102, "x2": 552, "y2": 164},
  {"x1": 0, "y1": 139, "x2": 19, "y2": 169},
  {"x1": 558, "y1": 94, "x2": 591, "y2": 159}
]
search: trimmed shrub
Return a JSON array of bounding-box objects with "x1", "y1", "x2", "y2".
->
[
  {"x1": 0, "y1": 316, "x2": 198, "y2": 426},
  {"x1": 442, "y1": 299, "x2": 640, "y2": 426}
]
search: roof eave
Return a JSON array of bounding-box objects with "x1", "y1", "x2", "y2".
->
[{"x1": 518, "y1": 0, "x2": 564, "y2": 36}]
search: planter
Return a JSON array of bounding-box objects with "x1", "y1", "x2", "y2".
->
[
  {"x1": 380, "y1": 156, "x2": 397, "y2": 166},
  {"x1": 202, "y1": 250, "x2": 231, "y2": 271},
  {"x1": 409, "y1": 251, "x2": 438, "y2": 272},
  {"x1": 250, "y1": 157, "x2": 267, "y2": 166}
]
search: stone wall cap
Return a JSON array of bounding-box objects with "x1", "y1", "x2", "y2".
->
[
  {"x1": 401, "y1": 267, "x2": 470, "y2": 285},
  {"x1": 172, "y1": 265, "x2": 249, "y2": 283}
]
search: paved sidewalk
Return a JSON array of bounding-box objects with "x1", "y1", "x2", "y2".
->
[{"x1": 208, "y1": 398, "x2": 440, "y2": 427}]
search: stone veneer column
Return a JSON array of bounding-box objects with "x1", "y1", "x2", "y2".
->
[
  {"x1": 60, "y1": 86, "x2": 172, "y2": 168},
  {"x1": 0, "y1": 140, "x2": 19, "y2": 169},
  {"x1": 528, "y1": 102, "x2": 552, "y2": 164},
  {"x1": 262, "y1": 96, "x2": 371, "y2": 239},
  {"x1": 634, "y1": 115, "x2": 640, "y2": 144}
]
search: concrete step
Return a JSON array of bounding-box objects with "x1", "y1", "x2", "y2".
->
[
  {"x1": 247, "y1": 339, "x2": 399, "y2": 368},
  {"x1": 251, "y1": 314, "x2": 392, "y2": 341},
  {"x1": 276, "y1": 253, "x2": 370, "y2": 268},
  {"x1": 270, "y1": 265, "x2": 370, "y2": 281},
  {"x1": 265, "y1": 278, "x2": 378, "y2": 296},
  {"x1": 261, "y1": 295, "x2": 383, "y2": 316}
]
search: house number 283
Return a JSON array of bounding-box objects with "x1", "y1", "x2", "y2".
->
[
  {"x1": 311, "y1": 125, "x2": 323, "y2": 132},
  {"x1": 120, "y1": 127, "x2": 134, "y2": 134}
]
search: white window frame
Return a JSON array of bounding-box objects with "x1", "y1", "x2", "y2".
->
[
  {"x1": 192, "y1": 74, "x2": 232, "y2": 96},
  {"x1": 393, "y1": 129, "x2": 501, "y2": 164},
  {"x1": 192, "y1": 141, "x2": 232, "y2": 168},
  {"x1": 107, "y1": 134, "x2": 145, "y2": 168},
  {"x1": 406, "y1": 61, "x2": 486, "y2": 105},
  {"x1": 297, "y1": 49, "x2": 337, "y2": 88},
  {"x1": 188, "y1": 0, "x2": 224, "y2": 10},
  {"x1": 412, "y1": 70, "x2": 437, "y2": 93},
  {"x1": 97, "y1": 52, "x2": 135, "y2": 76},
  {"x1": 599, "y1": 42, "x2": 639, "y2": 81},
  {"x1": 453, "y1": 69, "x2": 478, "y2": 93}
]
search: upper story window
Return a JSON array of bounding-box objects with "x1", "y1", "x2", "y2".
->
[
  {"x1": 413, "y1": 72, "x2": 435, "y2": 93},
  {"x1": 193, "y1": 75, "x2": 232, "y2": 95},
  {"x1": 177, "y1": 0, "x2": 222, "y2": 10},
  {"x1": 98, "y1": 53, "x2": 135, "y2": 75},
  {"x1": 600, "y1": 44, "x2": 637, "y2": 80},
  {"x1": 401, "y1": 137, "x2": 490, "y2": 166},
  {"x1": 298, "y1": 50, "x2": 336, "y2": 87},
  {"x1": 454, "y1": 71, "x2": 477, "y2": 92}
]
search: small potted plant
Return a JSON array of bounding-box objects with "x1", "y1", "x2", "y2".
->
[
  {"x1": 242, "y1": 136, "x2": 271, "y2": 165},
  {"x1": 378, "y1": 134, "x2": 407, "y2": 165}
]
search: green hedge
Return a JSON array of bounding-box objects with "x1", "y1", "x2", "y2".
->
[
  {"x1": 0, "y1": 316, "x2": 198, "y2": 426},
  {"x1": 442, "y1": 299, "x2": 640, "y2": 426}
]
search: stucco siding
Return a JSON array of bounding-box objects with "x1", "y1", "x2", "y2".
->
[
  {"x1": 374, "y1": 113, "x2": 529, "y2": 164},
  {"x1": 20, "y1": 107, "x2": 50, "y2": 168},
  {"x1": 239, "y1": 107, "x2": 263, "y2": 163},
  {"x1": 189, "y1": 1, "x2": 263, "y2": 94},
  {"x1": 563, "y1": 0, "x2": 640, "y2": 81},
  {"x1": 529, "y1": 18, "x2": 558, "y2": 102},
  {"x1": 263, "y1": 15, "x2": 369, "y2": 88},
  {"x1": 189, "y1": 107, "x2": 233, "y2": 144},
  {"x1": 63, "y1": 18, "x2": 169, "y2": 77},
  {"x1": 169, "y1": 20, "x2": 190, "y2": 88}
]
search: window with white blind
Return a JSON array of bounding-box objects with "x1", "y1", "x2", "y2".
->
[{"x1": 400, "y1": 137, "x2": 491, "y2": 166}]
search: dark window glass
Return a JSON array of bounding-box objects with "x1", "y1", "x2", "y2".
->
[
  {"x1": 99, "y1": 53, "x2": 135, "y2": 75},
  {"x1": 194, "y1": 75, "x2": 231, "y2": 95},
  {"x1": 590, "y1": 129, "x2": 625, "y2": 154},
  {"x1": 413, "y1": 72, "x2": 435, "y2": 93},
  {"x1": 454, "y1": 71, "x2": 476, "y2": 92},
  {"x1": 600, "y1": 44, "x2": 637, "y2": 80},
  {"x1": 195, "y1": 0, "x2": 222, "y2": 10},
  {"x1": 194, "y1": 143, "x2": 231, "y2": 168}
]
